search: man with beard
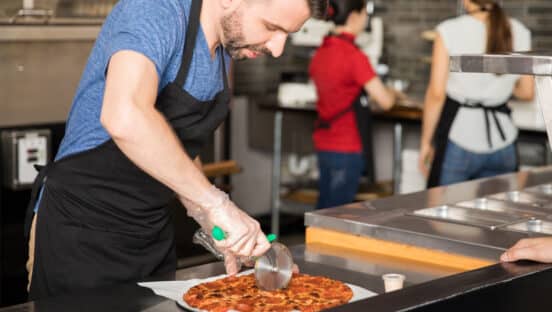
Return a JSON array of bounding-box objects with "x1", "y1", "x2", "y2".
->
[{"x1": 25, "y1": 0, "x2": 327, "y2": 300}]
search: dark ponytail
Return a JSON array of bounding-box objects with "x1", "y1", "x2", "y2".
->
[
  {"x1": 327, "y1": 0, "x2": 366, "y2": 26},
  {"x1": 471, "y1": 0, "x2": 513, "y2": 53}
]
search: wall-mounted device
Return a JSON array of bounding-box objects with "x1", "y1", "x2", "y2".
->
[{"x1": 1, "y1": 129, "x2": 51, "y2": 190}]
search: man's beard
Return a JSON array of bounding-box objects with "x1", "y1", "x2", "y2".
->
[{"x1": 221, "y1": 9, "x2": 271, "y2": 60}]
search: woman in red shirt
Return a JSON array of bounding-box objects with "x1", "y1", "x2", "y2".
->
[{"x1": 310, "y1": 0, "x2": 396, "y2": 209}]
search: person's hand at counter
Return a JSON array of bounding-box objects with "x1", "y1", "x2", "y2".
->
[
  {"x1": 500, "y1": 237, "x2": 552, "y2": 263},
  {"x1": 364, "y1": 77, "x2": 396, "y2": 111},
  {"x1": 418, "y1": 143, "x2": 434, "y2": 177}
]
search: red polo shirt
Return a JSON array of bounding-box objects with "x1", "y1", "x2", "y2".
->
[{"x1": 309, "y1": 32, "x2": 376, "y2": 153}]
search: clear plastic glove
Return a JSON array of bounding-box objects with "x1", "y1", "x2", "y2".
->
[
  {"x1": 181, "y1": 185, "x2": 270, "y2": 259},
  {"x1": 224, "y1": 254, "x2": 299, "y2": 276}
]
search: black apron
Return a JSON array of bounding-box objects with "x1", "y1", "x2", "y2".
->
[
  {"x1": 314, "y1": 35, "x2": 375, "y2": 182},
  {"x1": 427, "y1": 96, "x2": 513, "y2": 188},
  {"x1": 25, "y1": 0, "x2": 230, "y2": 300}
]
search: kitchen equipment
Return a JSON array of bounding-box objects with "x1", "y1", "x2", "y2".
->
[
  {"x1": 193, "y1": 227, "x2": 293, "y2": 291},
  {"x1": 410, "y1": 205, "x2": 526, "y2": 230},
  {"x1": 506, "y1": 218, "x2": 552, "y2": 235},
  {"x1": 456, "y1": 197, "x2": 549, "y2": 217},
  {"x1": 524, "y1": 184, "x2": 552, "y2": 197},
  {"x1": 1, "y1": 129, "x2": 50, "y2": 190},
  {"x1": 254, "y1": 242, "x2": 293, "y2": 291},
  {"x1": 489, "y1": 191, "x2": 552, "y2": 208}
]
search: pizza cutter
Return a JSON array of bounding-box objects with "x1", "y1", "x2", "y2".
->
[{"x1": 193, "y1": 226, "x2": 294, "y2": 291}]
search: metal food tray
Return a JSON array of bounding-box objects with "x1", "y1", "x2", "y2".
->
[
  {"x1": 505, "y1": 219, "x2": 552, "y2": 235},
  {"x1": 523, "y1": 184, "x2": 552, "y2": 198},
  {"x1": 410, "y1": 205, "x2": 526, "y2": 230},
  {"x1": 455, "y1": 197, "x2": 549, "y2": 217},
  {"x1": 489, "y1": 191, "x2": 552, "y2": 207}
]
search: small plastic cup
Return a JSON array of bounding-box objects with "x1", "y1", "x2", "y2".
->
[{"x1": 382, "y1": 273, "x2": 405, "y2": 292}]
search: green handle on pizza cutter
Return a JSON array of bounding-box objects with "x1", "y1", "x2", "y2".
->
[{"x1": 211, "y1": 226, "x2": 277, "y2": 243}]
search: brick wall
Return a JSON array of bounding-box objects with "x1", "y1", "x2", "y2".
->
[
  {"x1": 0, "y1": 0, "x2": 116, "y2": 18},
  {"x1": 1, "y1": 0, "x2": 549, "y2": 94},
  {"x1": 234, "y1": 0, "x2": 552, "y2": 96}
]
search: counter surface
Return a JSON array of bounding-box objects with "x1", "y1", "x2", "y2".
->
[
  {"x1": 259, "y1": 95, "x2": 545, "y2": 133},
  {"x1": 1, "y1": 244, "x2": 551, "y2": 312},
  {"x1": 306, "y1": 167, "x2": 552, "y2": 262},
  {"x1": 3, "y1": 169, "x2": 552, "y2": 311}
]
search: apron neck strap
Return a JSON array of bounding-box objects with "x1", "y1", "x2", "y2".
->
[
  {"x1": 220, "y1": 49, "x2": 229, "y2": 90},
  {"x1": 174, "y1": 0, "x2": 203, "y2": 87}
]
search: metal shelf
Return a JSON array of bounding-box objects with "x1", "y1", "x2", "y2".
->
[{"x1": 450, "y1": 52, "x2": 552, "y2": 76}]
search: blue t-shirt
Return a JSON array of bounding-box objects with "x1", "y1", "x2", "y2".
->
[
  {"x1": 36, "y1": 0, "x2": 230, "y2": 212},
  {"x1": 56, "y1": 0, "x2": 230, "y2": 161}
]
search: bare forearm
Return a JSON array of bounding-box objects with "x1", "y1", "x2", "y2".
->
[
  {"x1": 421, "y1": 92, "x2": 445, "y2": 147},
  {"x1": 103, "y1": 103, "x2": 212, "y2": 202}
]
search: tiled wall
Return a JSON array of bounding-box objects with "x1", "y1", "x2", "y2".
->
[
  {"x1": 234, "y1": 0, "x2": 552, "y2": 96},
  {"x1": 2, "y1": 0, "x2": 550, "y2": 94}
]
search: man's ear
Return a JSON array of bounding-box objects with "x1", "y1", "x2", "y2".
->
[{"x1": 220, "y1": 0, "x2": 243, "y2": 11}]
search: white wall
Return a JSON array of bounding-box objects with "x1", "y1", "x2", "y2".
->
[{"x1": 230, "y1": 97, "x2": 274, "y2": 216}]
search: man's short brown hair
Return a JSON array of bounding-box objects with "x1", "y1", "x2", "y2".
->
[{"x1": 307, "y1": 0, "x2": 329, "y2": 19}]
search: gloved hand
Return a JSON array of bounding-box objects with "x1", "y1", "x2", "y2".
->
[{"x1": 181, "y1": 185, "x2": 270, "y2": 267}]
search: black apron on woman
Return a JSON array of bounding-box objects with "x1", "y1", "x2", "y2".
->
[
  {"x1": 25, "y1": 0, "x2": 230, "y2": 300},
  {"x1": 427, "y1": 96, "x2": 514, "y2": 188},
  {"x1": 314, "y1": 34, "x2": 375, "y2": 182}
]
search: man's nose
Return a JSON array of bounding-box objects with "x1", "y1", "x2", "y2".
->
[{"x1": 266, "y1": 32, "x2": 288, "y2": 58}]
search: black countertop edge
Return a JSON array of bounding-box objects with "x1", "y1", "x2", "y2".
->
[{"x1": 329, "y1": 260, "x2": 552, "y2": 312}]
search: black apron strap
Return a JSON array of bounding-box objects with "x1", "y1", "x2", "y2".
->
[
  {"x1": 24, "y1": 163, "x2": 53, "y2": 238},
  {"x1": 352, "y1": 91, "x2": 375, "y2": 183},
  {"x1": 427, "y1": 97, "x2": 461, "y2": 188},
  {"x1": 314, "y1": 102, "x2": 355, "y2": 129},
  {"x1": 220, "y1": 49, "x2": 229, "y2": 90},
  {"x1": 174, "y1": 0, "x2": 202, "y2": 87},
  {"x1": 427, "y1": 97, "x2": 512, "y2": 188},
  {"x1": 462, "y1": 102, "x2": 510, "y2": 149},
  {"x1": 314, "y1": 90, "x2": 374, "y2": 182}
]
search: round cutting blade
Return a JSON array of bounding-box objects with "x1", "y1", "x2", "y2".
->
[{"x1": 254, "y1": 242, "x2": 293, "y2": 291}]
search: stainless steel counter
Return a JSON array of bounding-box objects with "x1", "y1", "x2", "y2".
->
[
  {"x1": 3, "y1": 170, "x2": 552, "y2": 311},
  {"x1": 2, "y1": 243, "x2": 551, "y2": 311},
  {"x1": 306, "y1": 167, "x2": 552, "y2": 261},
  {"x1": 0, "y1": 244, "x2": 449, "y2": 312}
]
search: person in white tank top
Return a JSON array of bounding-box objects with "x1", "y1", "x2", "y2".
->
[{"x1": 419, "y1": 0, "x2": 535, "y2": 187}]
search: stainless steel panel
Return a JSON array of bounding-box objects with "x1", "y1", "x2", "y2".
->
[
  {"x1": 449, "y1": 52, "x2": 552, "y2": 76},
  {"x1": 456, "y1": 197, "x2": 550, "y2": 217},
  {"x1": 306, "y1": 213, "x2": 510, "y2": 261},
  {"x1": 506, "y1": 219, "x2": 552, "y2": 235},
  {"x1": 489, "y1": 191, "x2": 552, "y2": 208},
  {"x1": 524, "y1": 184, "x2": 552, "y2": 197},
  {"x1": 306, "y1": 168, "x2": 552, "y2": 261},
  {"x1": 410, "y1": 205, "x2": 525, "y2": 230},
  {"x1": 0, "y1": 34, "x2": 95, "y2": 126}
]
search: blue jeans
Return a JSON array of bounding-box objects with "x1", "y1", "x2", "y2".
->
[
  {"x1": 439, "y1": 140, "x2": 517, "y2": 186},
  {"x1": 316, "y1": 151, "x2": 364, "y2": 209}
]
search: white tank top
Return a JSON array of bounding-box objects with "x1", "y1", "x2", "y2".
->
[{"x1": 436, "y1": 15, "x2": 531, "y2": 153}]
